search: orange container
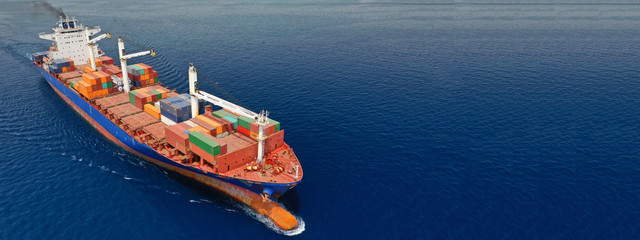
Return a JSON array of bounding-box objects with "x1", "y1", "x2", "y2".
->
[
  {"x1": 195, "y1": 115, "x2": 223, "y2": 134},
  {"x1": 144, "y1": 104, "x2": 161, "y2": 120},
  {"x1": 188, "y1": 126, "x2": 207, "y2": 133},
  {"x1": 250, "y1": 131, "x2": 259, "y2": 141}
]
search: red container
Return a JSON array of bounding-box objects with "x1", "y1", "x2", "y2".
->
[
  {"x1": 165, "y1": 123, "x2": 189, "y2": 148},
  {"x1": 190, "y1": 140, "x2": 214, "y2": 163},
  {"x1": 237, "y1": 125, "x2": 250, "y2": 136},
  {"x1": 249, "y1": 121, "x2": 275, "y2": 135}
]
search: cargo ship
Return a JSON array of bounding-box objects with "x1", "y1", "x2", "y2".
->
[{"x1": 32, "y1": 16, "x2": 302, "y2": 230}]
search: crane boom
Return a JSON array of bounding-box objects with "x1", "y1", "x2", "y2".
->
[
  {"x1": 188, "y1": 64, "x2": 257, "y2": 119},
  {"x1": 188, "y1": 64, "x2": 268, "y2": 163},
  {"x1": 195, "y1": 91, "x2": 258, "y2": 119},
  {"x1": 118, "y1": 36, "x2": 155, "y2": 92},
  {"x1": 88, "y1": 32, "x2": 110, "y2": 45},
  {"x1": 86, "y1": 28, "x2": 110, "y2": 71},
  {"x1": 122, "y1": 50, "x2": 154, "y2": 60}
]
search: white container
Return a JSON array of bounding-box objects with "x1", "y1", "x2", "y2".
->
[{"x1": 160, "y1": 115, "x2": 177, "y2": 126}]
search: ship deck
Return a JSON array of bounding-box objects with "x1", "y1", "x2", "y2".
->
[{"x1": 46, "y1": 62, "x2": 303, "y2": 185}]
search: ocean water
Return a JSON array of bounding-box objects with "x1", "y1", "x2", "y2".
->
[{"x1": 1, "y1": 1, "x2": 640, "y2": 239}]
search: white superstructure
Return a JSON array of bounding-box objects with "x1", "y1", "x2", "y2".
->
[{"x1": 38, "y1": 16, "x2": 103, "y2": 64}]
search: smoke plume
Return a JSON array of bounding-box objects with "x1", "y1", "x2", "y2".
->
[{"x1": 34, "y1": 1, "x2": 65, "y2": 18}]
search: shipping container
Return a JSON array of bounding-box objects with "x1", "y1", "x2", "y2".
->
[
  {"x1": 95, "y1": 92, "x2": 130, "y2": 109},
  {"x1": 237, "y1": 116, "x2": 255, "y2": 130},
  {"x1": 190, "y1": 117, "x2": 217, "y2": 135},
  {"x1": 190, "y1": 141, "x2": 215, "y2": 163},
  {"x1": 107, "y1": 103, "x2": 143, "y2": 119},
  {"x1": 223, "y1": 116, "x2": 238, "y2": 130},
  {"x1": 165, "y1": 122, "x2": 190, "y2": 152},
  {"x1": 237, "y1": 125, "x2": 251, "y2": 137},
  {"x1": 143, "y1": 122, "x2": 167, "y2": 140},
  {"x1": 121, "y1": 112, "x2": 160, "y2": 130},
  {"x1": 189, "y1": 131, "x2": 221, "y2": 156},
  {"x1": 31, "y1": 52, "x2": 48, "y2": 62},
  {"x1": 144, "y1": 104, "x2": 161, "y2": 120}
]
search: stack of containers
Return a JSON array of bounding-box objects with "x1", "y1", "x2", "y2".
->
[
  {"x1": 75, "y1": 71, "x2": 117, "y2": 98},
  {"x1": 32, "y1": 52, "x2": 48, "y2": 62},
  {"x1": 158, "y1": 94, "x2": 205, "y2": 124},
  {"x1": 59, "y1": 71, "x2": 81, "y2": 82},
  {"x1": 142, "y1": 122, "x2": 167, "y2": 141},
  {"x1": 212, "y1": 109, "x2": 239, "y2": 130},
  {"x1": 128, "y1": 85, "x2": 171, "y2": 109},
  {"x1": 49, "y1": 58, "x2": 76, "y2": 74},
  {"x1": 203, "y1": 114, "x2": 234, "y2": 138},
  {"x1": 237, "y1": 116, "x2": 255, "y2": 137},
  {"x1": 188, "y1": 131, "x2": 228, "y2": 162},
  {"x1": 95, "y1": 93, "x2": 130, "y2": 109},
  {"x1": 107, "y1": 103, "x2": 142, "y2": 119},
  {"x1": 235, "y1": 115, "x2": 280, "y2": 140},
  {"x1": 190, "y1": 116, "x2": 218, "y2": 136},
  {"x1": 83, "y1": 66, "x2": 95, "y2": 73},
  {"x1": 121, "y1": 113, "x2": 159, "y2": 130},
  {"x1": 94, "y1": 56, "x2": 114, "y2": 67},
  {"x1": 127, "y1": 63, "x2": 158, "y2": 87},
  {"x1": 165, "y1": 122, "x2": 191, "y2": 153},
  {"x1": 101, "y1": 64, "x2": 122, "y2": 76},
  {"x1": 250, "y1": 121, "x2": 276, "y2": 140}
]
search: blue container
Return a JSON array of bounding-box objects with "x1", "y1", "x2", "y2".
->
[
  {"x1": 52, "y1": 59, "x2": 70, "y2": 68},
  {"x1": 161, "y1": 108, "x2": 179, "y2": 123},
  {"x1": 49, "y1": 65, "x2": 60, "y2": 74},
  {"x1": 32, "y1": 52, "x2": 48, "y2": 61},
  {"x1": 159, "y1": 94, "x2": 205, "y2": 119}
]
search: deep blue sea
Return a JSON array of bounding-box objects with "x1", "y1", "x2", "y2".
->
[{"x1": 1, "y1": 1, "x2": 640, "y2": 239}]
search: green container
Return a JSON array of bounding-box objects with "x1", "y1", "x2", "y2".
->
[
  {"x1": 150, "y1": 90, "x2": 162, "y2": 100},
  {"x1": 189, "y1": 131, "x2": 220, "y2": 156},
  {"x1": 70, "y1": 81, "x2": 76, "y2": 88},
  {"x1": 212, "y1": 110, "x2": 230, "y2": 119},
  {"x1": 238, "y1": 116, "x2": 255, "y2": 130},
  {"x1": 132, "y1": 65, "x2": 144, "y2": 75},
  {"x1": 269, "y1": 119, "x2": 281, "y2": 132},
  {"x1": 154, "y1": 77, "x2": 158, "y2": 83},
  {"x1": 106, "y1": 81, "x2": 113, "y2": 88},
  {"x1": 128, "y1": 91, "x2": 136, "y2": 105}
]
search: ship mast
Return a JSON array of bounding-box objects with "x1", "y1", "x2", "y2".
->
[{"x1": 255, "y1": 110, "x2": 269, "y2": 164}]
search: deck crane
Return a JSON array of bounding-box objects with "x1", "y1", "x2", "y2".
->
[
  {"x1": 117, "y1": 36, "x2": 156, "y2": 92},
  {"x1": 86, "y1": 27, "x2": 110, "y2": 71},
  {"x1": 187, "y1": 64, "x2": 270, "y2": 164}
]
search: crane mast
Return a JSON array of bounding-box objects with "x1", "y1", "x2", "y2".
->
[
  {"x1": 86, "y1": 27, "x2": 110, "y2": 71},
  {"x1": 118, "y1": 36, "x2": 155, "y2": 92},
  {"x1": 188, "y1": 64, "x2": 269, "y2": 162}
]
